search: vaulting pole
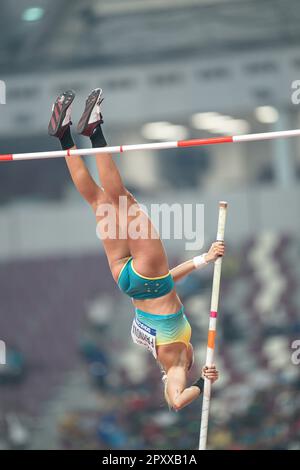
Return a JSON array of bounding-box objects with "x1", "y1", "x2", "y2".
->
[{"x1": 199, "y1": 201, "x2": 228, "y2": 450}]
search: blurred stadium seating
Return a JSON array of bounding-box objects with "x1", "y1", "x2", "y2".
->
[{"x1": 0, "y1": 233, "x2": 299, "y2": 449}]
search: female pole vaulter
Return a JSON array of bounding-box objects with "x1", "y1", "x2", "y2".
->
[{"x1": 48, "y1": 89, "x2": 224, "y2": 410}]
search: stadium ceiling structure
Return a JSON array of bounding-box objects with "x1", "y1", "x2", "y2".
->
[{"x1": 1, "y1": 0, "x2": 300, "y2": 74}]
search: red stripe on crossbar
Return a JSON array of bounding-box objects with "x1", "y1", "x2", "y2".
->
[
  {"x1": 0, "y1": 154, "x2": 13, "y2": 161},
  {"x1": 178, "y1": 136, "x2": 233, "y2": 147},
  {"x1": 54, "y1": 106, "x2": 60, "y2": 121}
]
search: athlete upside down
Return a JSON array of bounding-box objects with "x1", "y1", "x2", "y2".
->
[{"x1": 48, "y1": 88, "x2": 224, "y2": 410}]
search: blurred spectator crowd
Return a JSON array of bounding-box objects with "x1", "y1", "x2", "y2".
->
[{"x1": 0, "y1": 233, "x2": 300, "y2": 449}]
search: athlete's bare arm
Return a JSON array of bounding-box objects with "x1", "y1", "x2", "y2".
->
[{"x1": 171, "y1": 242, "x2": 225, "y2": 283}]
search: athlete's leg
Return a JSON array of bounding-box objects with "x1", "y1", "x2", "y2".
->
[
  {"x1": 166, "y1": 366, "x2": 218, "y2": 411},
  {"x1": 77, "y1": 89, "x2": 170, "y2": 278},
  {"x1": 96, "y1": 154, "x2": 170, "y2": 278},
  {"x1": 166, "y1": 372, "x2": 200, "y2": 411},
  {"x1": 64, "y1": 149, "x2": 131, "y2": 275},
  {"x1": 48, "y1": 90, "x2": 131, "y2": 275},
  {"x1": 159, "y1": 344, "x2": 219, "y2": 411},
  {"x1": 48, "y1": 90, "x2": 101, "y2": 207},
  {"x1": 159, "y1": 344, "x2": 200, "y2": 411},
  {"x1": 65, "y1": 146, "x2": 102, "y2": 209}
]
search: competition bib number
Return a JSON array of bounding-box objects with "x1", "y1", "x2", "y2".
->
[{"x1": 131, "y1": 317, "x2": 157, "y2": 359}]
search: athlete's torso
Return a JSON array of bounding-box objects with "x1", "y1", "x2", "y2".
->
[
  {"x1": 115, "y1": 258, "x2": 191, "y2": 357},
  {"x1": 111, "y1": 253, "x2": 182, "y2": 315},
  {"x1": 133, "y1": 289, "x2": 182, "y2": 316}
]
